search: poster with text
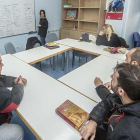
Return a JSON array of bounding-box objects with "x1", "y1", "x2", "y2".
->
[{"x1": 106, "y1": 0, "x2": 125, "y2": 20}]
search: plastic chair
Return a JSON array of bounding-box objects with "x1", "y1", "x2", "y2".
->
[
  {"x1": 133, "y1": 32, "x2": 140, "y2": 47},
  {"x1": 46, "y1": 33, "x2": 58, "y2": 43},
  {"x1": 72, "y1": 33, "x2": 92, "y2": 68},
  {"x1": 4, "y1": 42, "x2": 16, "y2": 54}
]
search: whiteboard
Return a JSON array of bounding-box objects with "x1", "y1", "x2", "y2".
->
[{"x1": 0, "y1": 0, "x2": 36, "y2": 38}]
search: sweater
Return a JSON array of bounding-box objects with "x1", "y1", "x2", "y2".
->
[
  {"x1": 0, "y1": 75, "x2": 24, "y2": 125},
  {"x1": 38, "y1": 18, "x2": 48, "y2": 38},
  {"x1": 96, "y1": 33, "x2": 121, "y2": 47}
]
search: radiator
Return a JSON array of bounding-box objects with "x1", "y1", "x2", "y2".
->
[{"x1": 48, "y1": 30, "x2": 60, "y2": 40}]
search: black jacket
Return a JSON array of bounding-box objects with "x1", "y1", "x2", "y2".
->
[
  {"x1": 96, "y1": 85, "x2": 111, "y2": 100},
  {"x1": 90, "y1": 86, "x2": 140, "y2": 140},
  {"x1": 96, "y1": 33, "x2": 121, "y2": 47},
  {"x1": 26, "y1": 37, "x2": 42, "y2": 50},
  {"x1": 38, "y1": 18, "x2": 48, "y2": 38},
  {"x1": 0, "y1": 75, "x2": 24, "y2": 125}
]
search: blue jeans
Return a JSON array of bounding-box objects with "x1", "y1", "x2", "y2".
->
[
  {"x1": 0, "y1": 124, "x2": 24, "y2": 140},
  {"x1": 40, "y1": 36, "x2": 46, "y2": 45}
]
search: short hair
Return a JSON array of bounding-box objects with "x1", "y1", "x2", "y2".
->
[
  {"x1": 131, "y1": 48, "x2": 140, "y2": 65},
  {"x1": 40, "y1": 10, "x2": 46, "y2": 17},
  {"x1": 115, "y1": 63, "x2": 140, "y2": 101}
]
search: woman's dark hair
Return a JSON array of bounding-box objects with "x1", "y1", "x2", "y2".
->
[
  {"x1": 40, "y1": 10, "x2": 46, "y2": 17},
  {"x1": 115, "y1": 63, "x2": 140, "y2": 101}
]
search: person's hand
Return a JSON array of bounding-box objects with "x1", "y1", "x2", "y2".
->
[
  {"x1": 15, "y1": 76, "x2": 27, "y2": 86},
  {"x1": 18, "y1": 76, "x2": 24, "y2": 86},
  {"x1": 37, "y1": 25, "x2": 41, "y2": 28},
  {"x1": 94, "y1": 77, "x2": 103, "y2": 87},
  {"x1": 14, "y1": 77, "x2": 20, "y2": 84},
  {"x1": 22, "y1": 78, "x2": 27, "y2": 85},
  {"x1": 79, "y1": 120, "x2": 97, "y2": 140},
  {"x1": 99, "y1": 31, "x2": 104, "y2": 36},
  {"x1": 104, "y1": 81, "x2": 111, "y2": 90}
]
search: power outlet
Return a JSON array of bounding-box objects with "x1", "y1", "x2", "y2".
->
[{"x1": 16, "y1": 46, "x2": 20, "y2": 50}]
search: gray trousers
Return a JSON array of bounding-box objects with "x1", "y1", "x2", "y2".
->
[{"x1": 0, "y1": 123, "x2": 24, "y2": 140}]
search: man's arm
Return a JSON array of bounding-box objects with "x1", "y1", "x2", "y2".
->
[
  {"x1": 90, "y1": 93, "x2": 121, "y2": 125},
  {"x1": 96, "y1": 85, "x2": 111, "y2": 100},
  {"x1": 94, "y1": 78, "x2": 111, "y2": 100},
  {"x1": 0, "y1": 83, "x2": 24, "y2": 113},
  {"x1": 1, "y1": 75, "x2": 16, "y2": 87}
]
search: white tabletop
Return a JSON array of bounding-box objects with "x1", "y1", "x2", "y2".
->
[
  {"x1": 13, "y1": 45, "x2": 72, "y2": 64},
  {"x1": 1, "y1": 54, "x2": 96, "y2": 140},
  {"x1": 59, "y1": 55, "x2": 123, "y2": 102},
  {"x1": 55, "y1": 38, "x2": 127, "y2": 61}
]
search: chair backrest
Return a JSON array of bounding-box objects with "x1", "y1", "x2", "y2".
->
[
  {"x1": 46, "y1": 33, "x2": 58, "y2": 43},
  {"x1": 26, "y1": 37, "x2": 42, "y2": 50},
  {"x1": 134, "y1": 32, "x2": 140, "y2": 42},
  {"x1": 82, "y1": 33, "x2": 90, "y2": 42},
  {"x1": 4, "y1": 42, "x2": 16, "y2": 54},
  {"x1": 133, "y1": 32, "x2": 140, "y2": 47},
  {"x1": 119, "y1": 37, "x2": 129, "y2": 48}
]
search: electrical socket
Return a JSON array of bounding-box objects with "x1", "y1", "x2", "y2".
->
[{"x1": 16, "y1": 46, "x2": 20, "y2": 50}]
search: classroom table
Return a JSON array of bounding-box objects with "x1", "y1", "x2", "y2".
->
[
  {"x1": 55, "y1": 38, "x2": 127, "y2": 61},
  {"x1": 13, "y1": 45, "x2": 72, "y2": 72},
  {"x1": 58, "y1": 55, "x2": 123, "y2": 103},
  {"x1": 2, "y1": 54, "x2": 96, "y2": 140}
]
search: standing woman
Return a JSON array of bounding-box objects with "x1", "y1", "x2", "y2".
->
[
  {"x1": 96, "y1": 24, "x2": 121, "y2": 47},
  {"x1": 37, "y1": 10, "x2": 48, "y2": 45}
]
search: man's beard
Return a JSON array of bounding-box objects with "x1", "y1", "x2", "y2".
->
[{"x1": 111, "y1": 81, "x2": 122, "y2": 99}]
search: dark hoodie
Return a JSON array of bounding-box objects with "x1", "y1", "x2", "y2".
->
[
  {"x1": 0, "y1": 75, "x2": 24, "y2": 125},
  {"x1": 90, "y1": 87, "x2": 140, "y2": 140}
]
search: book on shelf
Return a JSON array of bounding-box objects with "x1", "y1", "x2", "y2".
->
[
  {"x1": 66, "y1": 9, "x2": 78, "y2": 20},
  {"x1": 63, "y1": 4, "x2": 72, "y2": 8},
  {"x1": 56, "y1": 100, "x2": 89, "y2": 130}
]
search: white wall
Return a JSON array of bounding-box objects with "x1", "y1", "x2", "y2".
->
[
  {"x1": 123, "y1": 0, "x2": 140, "y2": 48},
  {"x1": 105, "y1": 0, "x2": 130, "y2": 37},
  {"x1": 105, "y1": 20, "x2": 124, "y2": 37},
  {"x1": 105, "y1": 0, "x2": 140, "y2": 48},
  {"x1": 0, "y1": 0, "x2": 62, "y2": 55}
]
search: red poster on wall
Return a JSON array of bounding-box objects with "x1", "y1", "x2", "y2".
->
[{"x1": 106, "y1": 0, "x2": 125, "y2": 20}]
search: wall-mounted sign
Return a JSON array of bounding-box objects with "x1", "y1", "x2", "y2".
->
[{"x1": 106, "y1": 0, "x2": 125, "y2": 20}]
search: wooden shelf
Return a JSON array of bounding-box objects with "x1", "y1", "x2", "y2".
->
[
  {"x1": 79, "y1": 29, "x2": 97, "y2": 34},
  {"x1": 62, "y1": 27, "x2": 78, "y2": 31},
  {"x1": 62, "y1": 0, "x2": 79, "y2": 7},
  {"x1": 61, "y1": 0, "x2": 106, "y2": 40},
  {"x1": 79, "y1": 22, "x2": 98, "y2": 33},
  {"x1": 63, "y1": 7, "x2": 79, "y2": 9},
  {"x1": 79, "y1": 8, "x2": 99, "y2": 22},
  {"x1": 80, "y1": 7, "x2": 100, "y2": 9},
  {"x1": 62, "y1": 20, "x2": 78, "y2": 29},
  {"x1": 80, "y1": 0, "x2": 100, "y2": 7},
  {"x1": 79, "y1": 20, "x2": 98, "y2": 23},
  {"x1": 63, "y1": 19, "x2": 78, "y2": 21}
]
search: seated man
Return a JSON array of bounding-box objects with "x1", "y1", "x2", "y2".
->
[
  {"x1": 95, "y1": 48, "x2": 140, "y2": 100},
  {"x1": 79, "y1": 63, "x2": 140, "y2": 140},
  {"x1": 0, "y1": 55, "x2": 27, "y2": 140}
]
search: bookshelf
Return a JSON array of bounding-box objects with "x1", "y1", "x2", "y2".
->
[{"x1": 60, "y1": 0, "x2": 106, "y2": 40}]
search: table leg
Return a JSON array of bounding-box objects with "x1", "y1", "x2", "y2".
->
[
  {"x1": 53, "y1": 56, "x2": 55, "y2": 70},
  {"x1": 39, "y1": 62, "x2": 42, "y2": 71},
  {"x1": 66, "y1": 51, "x2": 69, "y2": 73},
  {"x1": 61, "y1": 53, "x2": 65, "y2": 71}
]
